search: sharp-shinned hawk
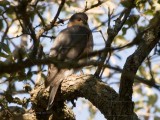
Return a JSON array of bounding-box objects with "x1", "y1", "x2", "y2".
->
[{"x1": 46, "y1": 12, "x2": 93, "y2": 110}]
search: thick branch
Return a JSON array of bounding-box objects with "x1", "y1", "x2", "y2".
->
[
  {"x1": 61, "y1": 74, "x2": 118, "y2": 119},
  {"x1": 0, "y1": 75, "x2": 139, "y2": 120},
  {"x1": 0, "y1": 105, "x2": 75, "y2": 120},
  {"x1": 119, "y1": 13, "x2": 160, "y2": 100},
  {"x1": 0, "y1": 56, "x2": 159, "y2": 91},
  {"x1": 30, "y1": 74, "x2": 139, "y2": 120},
  {"x1": 119, "y1": 12, "x2": 160, "y2": 119}
]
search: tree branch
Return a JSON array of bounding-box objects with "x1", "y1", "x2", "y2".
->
[
  {"x1": 36, "y1": 0, "x2": 66, "y2": 40},
  {"x1": 118, "y1": 11, "x2": 160, "y2": 119},
  {"x1": 30, "y1": 74, "x2": 139, "y2": 120},
  {"x1": 94, "y1": 1, "x2": 134, "y2": 77},
  {"x1": 0, "y1": 56, "x2": 159, "y2": 91}
]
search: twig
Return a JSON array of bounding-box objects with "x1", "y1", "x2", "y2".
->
[
  {"x1": 36, "y1": 0, "x2": 66, "y2": 40},
  {"x1": 34, "y1": 7, "x2": 46, "y2": 27},
  {"x1": 146, "y1": 57, "x2": 155, "y2": 83},
  {"x1": 0, "y1": 57, "x2": 159, "y2": 91},
  {"x1": 5, "y1": 34, "x2": 29, "y2": 40},
  {"x1": 41, "y1": 35, "x2": 56, "y2": 39},
  {"x1": 94, "y1": 7, "x2": 115, "y2": 77},
  {"x1": 83, "y1": 0, "x2": 104, "y2": 12},
  {"x1": 0, "y1": 13, "x2": 13, "y2": 52},
  {"x1": 99, "y1": 30, "x2": 107, "y2": 43}
]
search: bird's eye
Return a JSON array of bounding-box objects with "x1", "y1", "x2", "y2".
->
[{"x1": 77, "y1": 18, "x2": 82, "y2": 21}]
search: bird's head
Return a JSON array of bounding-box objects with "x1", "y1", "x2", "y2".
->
[{"x1": 67, "y1": 12, "x2": 89, "y2": 27}]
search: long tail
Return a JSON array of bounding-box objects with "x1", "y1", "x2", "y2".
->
[
  {"x1": 46, "y1": 83, "x2": 60, "y2": 110},
  {"x1": 46, "y1": 68, "x2": 74, "y2": 110},
  {"x1": 46, "y1": 69, "x2": 66, "y2": 110}
]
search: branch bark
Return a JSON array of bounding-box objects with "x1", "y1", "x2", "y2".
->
[
  {"x1": 3, "y1": 74, "x2": 139, "y2": 120},
  {"x1": 118, "y1": 12, "x2": 160, "y2": 119},
  {"x1": 0, "y1": 74, "x2": 139, "y2": 120}
]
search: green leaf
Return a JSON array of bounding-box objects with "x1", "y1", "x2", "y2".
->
[
  {"x1": 134, "y1": 106, "x2": 143, "y2": 111},
  {"x1": 125, "y1": 15, "x2": 140, "y2": 27},
  {"x1": 122, "y1": 27, "x2": 128, "y2": 35},
  {"x1": 121, "y1": 1, "x2": 134, "y2": 8},
  {"x1": 0, "y1": 1, "x2": 10, "y2": 8},
  {"x1": 65, "y1": 1, "x2": 72, "y2": 7},
  {"x1": 0, "y1": 42, "x2": 11, "y2": 54},
  {"x1": 5, "y1": 91, "x2": 13, "y2": 103},
  {"x1": 6, "y1": 6, "x2": 16, "y2": 19},
  {"x1": 144, "y1": 9, "x2": 154, "y2": 15},
  {"x1": 0, "y1": 52, "x2": 8, "y2": 58},
  {"x1": 139, "y1": 66, "x2": 146, "y2": 77},
  {"x1": 148, "y1": 94, "x2": 158, "y2": 105},
  {"x1": 154, "y1": 117, "x2": 160, "y2": 120}
]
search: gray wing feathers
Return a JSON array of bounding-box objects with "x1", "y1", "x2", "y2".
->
[
  {"x1": 46, "y1": 84, "x2": 59, "y2": 110},
  {"x1": 46, "y1": 69, "x2": 67, "y2": 110},
  {"x1": 46, "y1": 25, "x2": 92, "y2": 110},
  {"x1": 50, "y1": 26, "x2": 91, "y2": 60}
]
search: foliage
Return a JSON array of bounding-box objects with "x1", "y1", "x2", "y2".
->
[{"x1": 0, "y1": 0, "x2": 160, "y2": 120}]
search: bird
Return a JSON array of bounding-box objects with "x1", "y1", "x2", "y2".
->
[{"x1": 45, "y1": 12, "x2": 93, "y2": 110}]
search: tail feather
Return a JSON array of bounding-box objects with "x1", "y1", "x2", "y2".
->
[
  {"x1": 46, "y1": 85, "x2": 59, "y2": 110},
  {"x1": 46, "y1": 68, "x2": 74, "y2": 110},
  {"x1": 46, "y1": 70, "x2": 65, "y2": 110}
]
